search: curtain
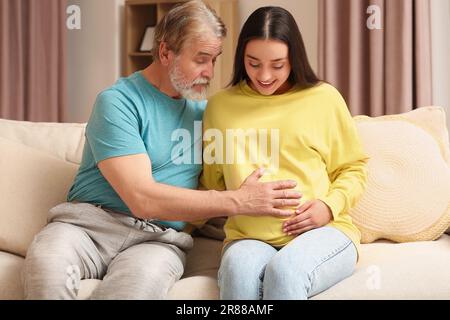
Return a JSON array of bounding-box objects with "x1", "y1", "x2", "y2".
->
[
  {"x1": 0, "y1": 0, "x2": 67, "y2": 122},
  {"x1": 318, "y1": 0, "x2": 432, "y2": 116}
]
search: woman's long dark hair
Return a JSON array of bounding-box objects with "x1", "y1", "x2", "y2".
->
[{"x1": 230, "y1": 6, "x2": 320, "y2": 89}]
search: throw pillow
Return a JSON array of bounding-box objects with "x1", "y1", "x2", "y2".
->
[
  {"x1": 0, "y1": 137, "x2": 78, "y2": 257},
  {"x1": 350, "y1": 106, "x2": 450, "y2": 243}
]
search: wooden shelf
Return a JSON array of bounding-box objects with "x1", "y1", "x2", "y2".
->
[{"x1": 124, "y1": 0, "x2": 239, "y2": 97}]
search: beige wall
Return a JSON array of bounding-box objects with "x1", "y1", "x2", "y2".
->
[
  {"x1": 238, "y1": 0, "x2": 318, "y2": 73},
  {"x1": 66, "y1": 0, "x2": 124, "y2": 123}
]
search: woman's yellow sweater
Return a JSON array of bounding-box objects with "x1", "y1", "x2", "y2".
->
[{"x1": 200, "y1": 81, "x2": 369, "y2": 255}]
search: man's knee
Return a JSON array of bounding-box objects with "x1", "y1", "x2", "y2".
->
[
  {"x1": 23, "y1": 223, "x2": 88, "y2": 297},
  {"x1": 27, "y1": 222, "x2": 86, "y2": 255}
]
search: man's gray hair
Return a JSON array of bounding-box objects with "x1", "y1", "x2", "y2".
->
[{"x1": 152, "y1": 0, "x2": 227, "y2": 61}]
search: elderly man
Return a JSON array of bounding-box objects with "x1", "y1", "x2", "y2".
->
[{"x1": 22, "y1": 0, "x2": 300, "y2": 300}]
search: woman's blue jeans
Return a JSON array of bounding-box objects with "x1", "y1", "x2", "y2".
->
[{"x1": 218, "y1": 226, "x2": 357, "y2": 300}]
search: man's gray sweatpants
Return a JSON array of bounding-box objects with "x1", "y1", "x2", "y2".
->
[{"x1": 22, "y1": 202, "x2": 193, "y2": 300}]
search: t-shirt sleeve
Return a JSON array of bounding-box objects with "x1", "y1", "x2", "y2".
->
[{"x1": 86, "y1": 90, "x2": 147, "y2": 164}]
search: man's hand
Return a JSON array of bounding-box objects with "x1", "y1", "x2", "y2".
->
[
  {"x1": 233, "y1": 168, "x2": 303, "y2": 217},
  {"x1": 282, "y1": 199, "x2": 332, "y2": 235}
]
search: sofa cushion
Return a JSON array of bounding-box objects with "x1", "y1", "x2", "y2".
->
[
  {"x1": 0, "y1": 137, "x2": 79, "y2": 257},
  {"x1": 311, "y1": 234, "x2": 450, "y2": 300},
  {"x1": 0, "y1": 118, "x2": 86, "y2": 165},
  {"x1": 77, "y1": 279, "x2": 101, "y2": 300},
  {"x1": 167, "y1": 273, "x2": 219, "y2": 300},
  {"x1": 183, "y1": 236, "x2": 223, "y2": 277},
  {"x1": 0, "y1": 251, "x2": 24, "y2": 300},
  {"x1": 351, "y1": 107, "x2": 450, "y2": 243}
]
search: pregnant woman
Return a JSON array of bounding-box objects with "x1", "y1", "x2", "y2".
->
[{"x1": 201, "y1": 6, "x2": 369, "y2": 300}]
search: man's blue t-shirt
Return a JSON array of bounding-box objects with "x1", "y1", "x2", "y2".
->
[{"x1": 67, "y1": 71, "x2": 206, "y2": 231}]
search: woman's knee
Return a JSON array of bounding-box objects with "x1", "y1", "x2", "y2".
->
[
  {"x1": 219, "y1": 240, "x2": 274, "y2": 279},
  {"x1": 265, "y1": 253, "x2": 310, "y2": 285},
  {"x1": 263, "y1": 240, "x2": 357, "y2": 299}
]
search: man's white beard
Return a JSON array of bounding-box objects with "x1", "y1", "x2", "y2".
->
[{"x1": 169, "y1": 59, "x2": 210, "y2": 101}]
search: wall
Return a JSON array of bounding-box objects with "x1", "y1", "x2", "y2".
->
[{"x1": 66, "y1": 0, "x2": 124, "y2": 123}]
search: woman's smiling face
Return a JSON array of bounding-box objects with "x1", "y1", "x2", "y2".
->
[{"x1": 244, "y1": 39, "x2": 292, "y2": 95}]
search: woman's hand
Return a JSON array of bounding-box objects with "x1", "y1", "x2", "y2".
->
[{"x1": 282, "y1": 199, "x2": 333, "y2": 236}]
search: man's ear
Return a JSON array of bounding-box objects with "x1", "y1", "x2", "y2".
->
[{"x1": 159, "y1": 42, "x2": 173, "y2": 67}]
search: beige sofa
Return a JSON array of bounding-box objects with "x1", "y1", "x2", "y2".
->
[{"x1": 0, "y1": 108, "x2": 449, "y2": 300}]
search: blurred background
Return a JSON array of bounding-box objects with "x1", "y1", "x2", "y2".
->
[{"x1": 0, "y1": 0, "x2": 449, "y2": 138}]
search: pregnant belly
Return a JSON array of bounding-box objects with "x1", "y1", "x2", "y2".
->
[{"x1": 225, "y1": 215, "x2": 295, "y2": 246}]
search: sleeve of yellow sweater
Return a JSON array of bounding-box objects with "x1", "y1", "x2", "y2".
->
[{"x1": 317, "y1": 88, "x2": 370, "y2": 221}]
